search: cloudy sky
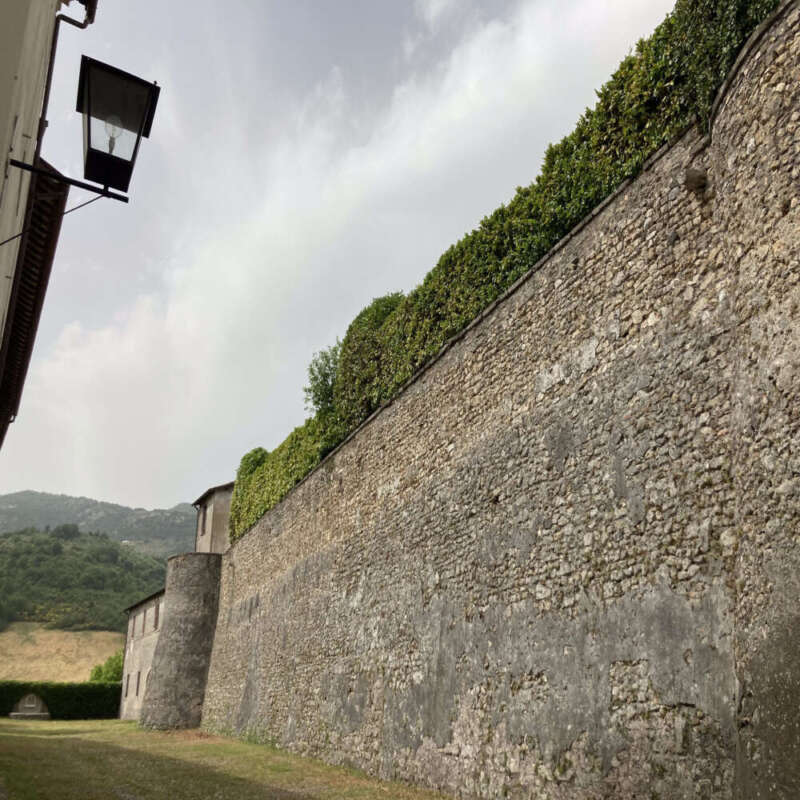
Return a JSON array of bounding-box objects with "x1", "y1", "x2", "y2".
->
[{"x1": 0, "y1": 0, "x2": 675, "y2": 509}]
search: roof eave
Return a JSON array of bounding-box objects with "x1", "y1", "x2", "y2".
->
[
  {"x1": 192, "y1": 480, "x2": 235, "y2": 508},
  {"x1": 0, "y1": 159, "x2": 69, "y2": 448},
  {"x1": 124, "y1": 586, "x2": 165, "y2": 613}
]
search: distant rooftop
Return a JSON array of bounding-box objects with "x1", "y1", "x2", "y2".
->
[
  {"x1": 124, "y1": 587, "x2": 164, "y2": 613},
  {"x1": 192, "y1": 481, "x2": 234, "y2": 508}
]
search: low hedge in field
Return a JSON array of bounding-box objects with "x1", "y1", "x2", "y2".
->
[
  {"x1": 230, "y1": 0, "x2": 782, "y2": 542},
  {"x1": 0, "y1": 680, "x2": 121, "y2": 720}
]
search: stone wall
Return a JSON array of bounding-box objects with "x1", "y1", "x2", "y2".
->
[
  {"x1": 708, "y1": 4, "x2": 800, "y2": 796},
  {"x1": 141, "y1": 553, "x2": 220, "y2": 729},
  {"x1": 200, "y1": 4, "x2": 800, "y2": 797}
]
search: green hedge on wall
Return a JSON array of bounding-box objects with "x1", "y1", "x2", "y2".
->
[
  {"x1": 230, "y1": 0, "x2": 782, "y2": 542},
  {"x1": 0, "y1": 680, "x2": 121, "y2": 720},
  {"x1": 229, "y1": 417, "x2": 332, "y2": 540},
  {"x1": 333, "y1": 292, "x2": 405, "y2": 433}
]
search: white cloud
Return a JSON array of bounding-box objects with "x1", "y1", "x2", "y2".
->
[
  {"x1": 0, "y1": 0, "x2": 675, "y2": 508},
  {"x1": 415, "y1": 0, "x2": 459, "y2": 31}
]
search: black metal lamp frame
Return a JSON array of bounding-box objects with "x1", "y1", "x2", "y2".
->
[
  {"x1": 9, "y1": 158, "x2": 129, "y2": 203},
  {"x1": 76, "y1": 56, "x2": 160, "y2": 195},
  {"x1": 10, "y1": 53, "x2": 159, "y2": 204}
]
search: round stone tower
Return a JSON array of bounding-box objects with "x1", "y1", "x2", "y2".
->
[{"x1": 140, "y1": 551, "x2": 221, "y2": 729}]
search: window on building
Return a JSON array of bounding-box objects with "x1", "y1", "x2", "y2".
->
[
  {"x1": 136, "y1": 671, "x2": 141, "y2": 697},
  {"x1": 125, "y1": 674, "x2": 129, "y2": 697},
  {"x1": 198, "y1": 505, "x2": 207, "y2": 537},
  {"x1": 154, "y1": 601, "x2": 160, "y2": 630},
  {"x1": 143, "y1": 607, "x2": 147, "y2": 632}
]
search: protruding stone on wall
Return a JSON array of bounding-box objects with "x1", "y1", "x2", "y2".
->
[
  {"x1": 140, "y1": 552, "x2": 221, "y2": 729},
  {"x1": 684, "y1": 167, "x2": 709, "y2": 195}
]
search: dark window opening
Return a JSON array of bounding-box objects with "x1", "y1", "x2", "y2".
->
[
  {"x1": 136, "y1": 671, "x2": 141, "y2": 696},
  {"x1": 125, "y1": 674, "x2": 129, "y2": 697}
]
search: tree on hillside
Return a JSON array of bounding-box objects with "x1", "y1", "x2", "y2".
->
[{"x1": 0, "y1": 527, "x2": 165, "y2": 632}]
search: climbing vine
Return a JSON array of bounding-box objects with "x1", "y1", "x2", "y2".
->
[{"x1": 230, "y1": 0, "x2": 782, "y2": 542}]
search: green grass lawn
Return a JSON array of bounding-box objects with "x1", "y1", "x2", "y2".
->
[{"x1": 0, "y1": 719, "x2": 449, "y2": 800}]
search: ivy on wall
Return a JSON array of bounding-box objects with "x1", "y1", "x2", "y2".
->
[{"x1": 229, "y1": 0, "x2": 781, "y2": 542}]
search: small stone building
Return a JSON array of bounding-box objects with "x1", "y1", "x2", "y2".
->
[
  {"x1": 119, "y1": 588, "x2": 163, "y2": 721},
  {"x1": 193, "y1": 481, "x2": 234, "y2": 555},
  {"x1": 119, "y1": 481, "x2": 232, "y2": 722}
]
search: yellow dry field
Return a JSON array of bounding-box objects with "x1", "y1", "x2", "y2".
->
[{"x1": 0, "y1": 622, "x2": 123, "y2": 682}]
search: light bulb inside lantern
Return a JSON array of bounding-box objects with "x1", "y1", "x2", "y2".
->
[{"x1": 104, "y1": 115, "x2": 123, "y2": 155}]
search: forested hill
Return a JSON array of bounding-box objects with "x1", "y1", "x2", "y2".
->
[
  {"x1": 0, "y1": 525, "x2": 166, "y2": 633},
  {"x1": 0, "y1": 491, "x2": 195, "y2": 558}
]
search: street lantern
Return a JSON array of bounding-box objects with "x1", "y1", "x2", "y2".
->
[{"x1": 76, "y1": 56, "x2": 160, "y2": 193}]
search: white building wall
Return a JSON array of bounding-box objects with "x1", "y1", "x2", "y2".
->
[
  {"x1": 120, "y1": 592, "x2": 164, "y2": 721},
  {"x1": 0, "y1": 0, "x2": 60, "y2": 337},
  {"x1": 194, "y1": 486, "x2": 232, "y2": 555}
]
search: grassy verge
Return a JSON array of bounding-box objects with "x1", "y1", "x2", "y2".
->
[{"x1": 0, "y1": 719, "x2": 449, "y2": 800}]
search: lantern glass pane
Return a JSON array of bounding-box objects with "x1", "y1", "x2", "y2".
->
[
  {"x1": 89, "y1": 116, "x2": 136, "y2": 161},
  {"x1": 77, "y1": 56, "x2": 160, "y2": 192},
  {"x1": 88, "y1": 61, "x2": 152, "y2": 135}
]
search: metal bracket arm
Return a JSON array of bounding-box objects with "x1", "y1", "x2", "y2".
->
[{"x1": 9, "y1": 159, "x2": 129, "y2": 203}]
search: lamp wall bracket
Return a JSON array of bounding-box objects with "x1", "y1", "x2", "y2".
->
[{"x1": 9, "y1": 159, "x2": 129, "y2": 203}]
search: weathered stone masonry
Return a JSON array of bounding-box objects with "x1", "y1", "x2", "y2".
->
[
  {"x1": 709, "y1": 6, "x2": 800, "y2": 794},
  {"x1": 196, "y1": 6, "x2": 799, "y2": 798},
  {"x1": 141, "y1": 553, "x2": 221, "y2": 730}
]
